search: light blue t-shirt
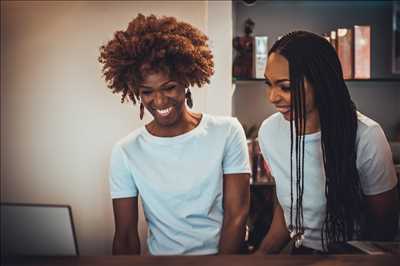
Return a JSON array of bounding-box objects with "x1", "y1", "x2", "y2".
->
[
  {"x1": 109, "y1": 113, "x2": 251, "y2": 255},
  {"x1": 258, "y1": 112, "x2": 397, "y2": 251}
]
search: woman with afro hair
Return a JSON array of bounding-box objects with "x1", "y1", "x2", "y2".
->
[{"x1": 99, "y1": 14, "x2": 251, "y2": 255}]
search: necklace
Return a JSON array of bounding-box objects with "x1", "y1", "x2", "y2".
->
[{"x1": 288, "y1": 225, "x2": 304, "y2": 248}]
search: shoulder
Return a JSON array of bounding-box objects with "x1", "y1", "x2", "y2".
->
[
  {"x1": 259, "y1": 112, "x2": 282, "y2": 136},
  {"x1": 114, "y1": 127, "x2": 146, "y2": 152},
  {"x1": 356, "y1": 112, "x2": 389, "y2": 158},
  {"x1": 355, "y1": 112, "x2": 397, "y2": 195},
  {"x1": 356, "y1": 112, "x2": 385, "y2": 142},
  {"x1": 204, "y1": 113, "x2": 240, "y2": 127},
  {"x1": 203, "y1": 113, "x2": 243, "y2": 132}
]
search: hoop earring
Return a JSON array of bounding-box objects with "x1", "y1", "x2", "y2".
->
[
  {"x1": 139, "y1": 102, "x2": 144, "y2": 120},
  {"x1": 185, "y1": 88, "x2": 193, "y2": 109}
]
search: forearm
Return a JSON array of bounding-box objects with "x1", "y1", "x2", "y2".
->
[
  {"x1": 218, "y1": 172, "x2": 250, "y2": 254},
  {"x1": 256, "y1": 226, "x2": 289, "y2": 254},
  {"x1": 255, "y1": 204, "x2": 289, "y2": 254},
  {"x1": 218, "y1": 211, "x2": 248, "y2": 254},
  {"x1": 112, "y1": 232, "x2": 141, "y2": 255}
]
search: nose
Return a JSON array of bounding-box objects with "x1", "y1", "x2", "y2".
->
[
  {"x1": 154, "y1": 91, "x2": 167, "y2": 106},
  {"x1": 268, "y1": 87, "x2": 281, "y2": 104}
]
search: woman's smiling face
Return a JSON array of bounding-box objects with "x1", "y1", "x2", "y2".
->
[
  {"x1": 265, "y1": 52, "x2": 320, "y2": 133},
  {"x1": 138, "y1": 71, "x2": 188, "y2": 128}
]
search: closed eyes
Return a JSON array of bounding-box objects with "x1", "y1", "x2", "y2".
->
[
  {"x1": 264, "y1": 79, "x2": 291, "y2": 91},
  {"x1": 140, "y1": 85, "x2": 177, "y2": 95}
]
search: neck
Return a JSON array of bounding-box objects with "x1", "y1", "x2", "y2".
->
[{"x1": 147, "y1": 110, "x2": 202, "y2": 137}]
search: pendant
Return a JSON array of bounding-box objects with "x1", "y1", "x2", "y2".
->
[
  {"x1": 295, "y1": 237, "x2": 302, "y2": 248},
  {"x1": 288, "y1": 225, "x2": 304, "y2": 248},
  {"x1": 294, "y1": 234, "x2": 304, "y2": 248},
  {"x1": 288, "y1": 225, "x2": 295, "y2": 239}
]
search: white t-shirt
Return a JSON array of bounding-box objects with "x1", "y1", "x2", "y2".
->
[
  {"x1": 258, "y1": 112, "x2": 397, "y2": 251},
  {"x1": 109, "y1": 113, "x2": 251, "y2": 255}
]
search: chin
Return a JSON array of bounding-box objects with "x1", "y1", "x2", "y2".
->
[
  {"x1": 153, "y1": 113, "x2": 179, "y2": 128},
  {"x1": 150, "y1": 104, "x2": 184, "y2": 128},
  {"x1": 282, "y1": 112, "x2": 293, "y2": 121}
]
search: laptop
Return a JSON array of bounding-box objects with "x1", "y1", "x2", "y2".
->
[{"x1": 1, "y1": 203, "x2": 79, "y2": 256}]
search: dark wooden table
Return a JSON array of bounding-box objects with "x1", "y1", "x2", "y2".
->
[{"x1": 2, "y1": 255, "x2": 399, "y2": 266}]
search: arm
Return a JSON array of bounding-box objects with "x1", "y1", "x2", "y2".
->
[
  {"x1": 364, "y1": 186, "x2": 399, "y2": 241},
  {"x1": 356, "y1": 124, "x2": 399, "y2": 240},
  {"x1": 218, "y1": 173, "x2": 250, "y2": 254},
  {"x1": 254, "y1": 189, "x2": 289, "y2": 255},
  {"x1": 112, "y1": 197, "x2": 141, "y2": 255}
]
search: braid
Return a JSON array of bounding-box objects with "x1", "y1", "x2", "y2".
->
[
  {"x1": 270, "y1": 31, "x2": 364, "y2": 251},
  {"x1": 292, "y1": 61, "x2": 306, "y2": 237},
  {"x1": 289, "y1": 103, "x2": 294, "y2": 233}
]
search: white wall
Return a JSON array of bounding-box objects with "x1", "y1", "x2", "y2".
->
[
  {"x1": 205, "y1": 1, "x2": 233, "y2": 116},
  {"x1": 1, "y1": 0, "x2": 232, "y2": 255}
]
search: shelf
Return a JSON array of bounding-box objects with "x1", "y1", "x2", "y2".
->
[
  {"x1": 234, "y1": 78, "x2": 400, "y2": 83},
  {"x1": 345, "y1": 78, "x2": 400, "y2": 82}
]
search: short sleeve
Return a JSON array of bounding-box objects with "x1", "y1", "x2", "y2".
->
[
  {"x1": 222, "y1": 119, "x2": 252, "y2": 174},
  {"x1": 357, "y1": 125, "x2": 398, "y2": 195},
  {"x1": 258, "y1": 121, "x2": 268, "y2": 160},
  {"x1": 258, "y1": 120, "x2": 274, "y2": 169},
  {"x1": 109, "y1": 143, "x2": 138, "y2": 198}
]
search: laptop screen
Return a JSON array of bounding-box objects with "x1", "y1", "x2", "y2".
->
[{"x1": 1, "y1": 203, "x2": 79, "y2": 256}]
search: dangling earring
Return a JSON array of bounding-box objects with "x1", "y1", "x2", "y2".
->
[
  {"x1": 185, "y1": 88, "x2": 193, "y2": 108},
  {"x1": 139, "y1": 102, "x2": 144, "y2": 120}
]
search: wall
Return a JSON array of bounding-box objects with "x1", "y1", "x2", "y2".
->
[
  {"x1": 1, "y1": 0, "x2": 232, "y2": 255},
  {"x1": 205, "y1": 1, "x2": 233, "y2": 116},
  {"x1": 232, "y1": 0, "x2": 400, "y2": 140}
]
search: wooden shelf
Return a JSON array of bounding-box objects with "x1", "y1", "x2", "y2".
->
[
  {"x1": 344, "y1": 78, "x2": 400, "y2": 82},
  {"x1": 234, "y1": 78, "x2": 400, "y2": 83}
]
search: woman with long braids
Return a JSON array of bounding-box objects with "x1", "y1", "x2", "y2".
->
[
  {"x1": 99, "y1": 14, "x2": 250, "y2": 255},
  {"x1": 256, "y1": 31, "x2": 398, "y2": 254}
]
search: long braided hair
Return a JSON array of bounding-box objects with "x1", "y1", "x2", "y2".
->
[{"x1": 269, "y1": 31, "x2": 364, "y2": 250}]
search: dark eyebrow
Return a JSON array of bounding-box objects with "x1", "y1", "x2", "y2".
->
[
  {"x1": 264, "y1": 75, "x2": 272, "y2": 85},
  {"x1": 276, "y1": 79, "x2": 290, "y2": 84},
  {"x1": 139, "y1": 80, "x2": 174, "y2": 90},
  {"x1": 264, "y1": 75, "x2": 290, "y2": 85}
]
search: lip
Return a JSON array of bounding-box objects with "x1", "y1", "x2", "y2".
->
[
  {"x1": 155, "y1": 106, "x2": 173, "y2": 117},
  {"x1": 275, "y1": 106, "x2": 291, "y2": 114}
]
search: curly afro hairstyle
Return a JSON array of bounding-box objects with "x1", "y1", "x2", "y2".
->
[{"x1": 98, "y1": 13, "x2": 214, "y2": 104}]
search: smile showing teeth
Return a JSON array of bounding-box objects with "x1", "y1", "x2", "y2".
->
[
  {"x1": 276, "y1": 106, "x2": 291, "y2": 113},
  {"x1": 156, "y1": 107, "x2": 173, "y2": 117}
]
